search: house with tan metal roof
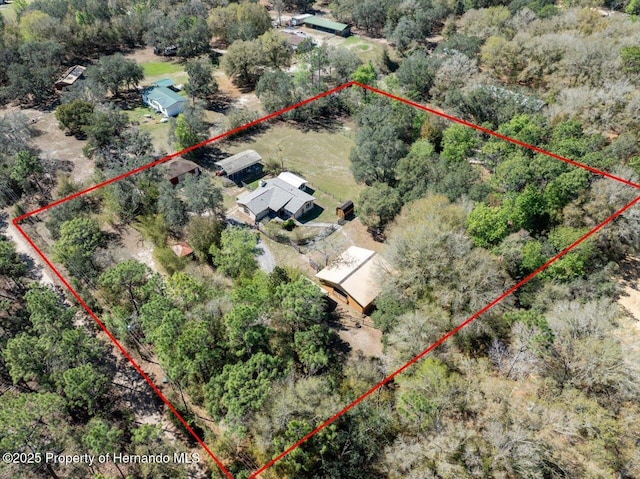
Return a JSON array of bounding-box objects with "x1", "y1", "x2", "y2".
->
[{"x1": 315, "y1": 246, "x2": 390, "y2": 314}]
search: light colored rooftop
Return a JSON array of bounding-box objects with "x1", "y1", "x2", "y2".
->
[
  {"x1": 56, "y1": 65, "x2": 86, "y2": 86},
  {"x1": 154, "y1": 78, "x2": 175, "y2": 88},
  {"x1": 237, "y1": 177, "x2": 315, "y2": 216},
  {"x1": 172, "y1": 242, "x2": 193, "y2": 257},
  {"x1": 278, "y1": 171, "x2": 308, "y2": 189},
  {"x1": 215, "y1": 150, "x2": 263, "y2": 176},
  {"x1": 315, "y1": 246, "x2": 390, "y2": 308}
]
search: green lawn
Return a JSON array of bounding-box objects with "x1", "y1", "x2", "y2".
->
[
  {"x1": 220, "y1": 122, "x2": 362, "y2": 210},
  {"x1": 332, "y1": 35, "x2": 384, "y2": 64},
  {"x1": 128, "y1": 106, "x2": 172, "y2": 154},
  {"x1": 141, "y1": 61, "x2": 184, "y2": 78}
]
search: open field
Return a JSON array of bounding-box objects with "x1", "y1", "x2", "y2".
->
[
  {"x1": 220, "y1": 122, "x2": 361, "y2": 210},
  {"x1": 124, "y1": 48, "x2": 188, "y2": 87},
  {"x1": 141, "y1": 61, "x2": 184, "y2": 78},
  {"x1": 290, "y1": 26, "x2": 388, "y2": 64},
  {"x1": 334, "y1": 35, "x2": 386, "y2": 63},
  {"x1": 127, "y1": 107, "x2": 173, "y2": 154}
]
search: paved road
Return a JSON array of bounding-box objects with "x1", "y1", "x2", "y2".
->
[{"x1": 256, "y1": 239, "x2": 276, "y2": 273}]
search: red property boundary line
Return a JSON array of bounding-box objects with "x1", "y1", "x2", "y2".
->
[{"x1": 11, "y1": 82, "x2": 640, "y2": 479}]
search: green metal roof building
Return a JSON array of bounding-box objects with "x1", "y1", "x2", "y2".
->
[
  {"x1": 141, "y1": 81, "x2": 188, "y2": 117},
  {"x1": 303, "y1": 16, "x2": 351, "y2": 36}
]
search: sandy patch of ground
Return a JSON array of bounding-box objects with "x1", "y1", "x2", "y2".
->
[
  {"x1": 6, "y1": 106, "x2": 94, "y2": 185},
  {"x1": 123, "y1": 46, "x2": 166, "y2": 66},
  {"x1": 119, "y1": 227, "x2": 160, "y2": 273},
  {"x1": 616, "y1": 256, "x2": 640, "y2": 363},
  {"x1": 337, "y1": 324, "x2": 383, "y2": 358},
  {"x1": 338, "y1": 218, "x2": 384, "y2": 252},
  {"x1": 214, "y1": 71, "x2": 242, "y2": 100},
  {"x1": 214, "y1": 70, "x2": 261, "y2": 112}
]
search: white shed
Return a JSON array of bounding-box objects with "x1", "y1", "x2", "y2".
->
[{"x1": 277, "y1": 172, "x2": 308, "y2": 190}]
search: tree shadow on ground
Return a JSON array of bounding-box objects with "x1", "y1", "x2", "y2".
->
[
  {"x1": 207, "y1": 93, "x2": 236, "y2": 114},
  {"x1": 113, "y1": 90, "x2": 145, "y2": 111},
  {"x1": 618, "y1": 256, "x2": 640, "y2": 291},
  {"x1": 298, "y1": 204, "x2": 326, "y2": 224},
  {"x1": 217, "y1": 119, "x2": 271, "y2": 145}
]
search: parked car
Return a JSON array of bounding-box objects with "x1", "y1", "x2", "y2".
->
[{"x1": 154, "y1": 45, "x2": 177, "y2": 56}]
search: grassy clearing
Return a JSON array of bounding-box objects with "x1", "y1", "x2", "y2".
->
[
  {"x1": 142, "y1": 61, "x2": 184, "y2": 78},
  {"x1": 332, "y1": 35, "x2": 384, "y2": 63},
  {"x1": 220, "y1": 122, "x2": 362, "y2": 211},
  {"x1": 138, "y1": 120, "x2": 172, "y2": 154}
]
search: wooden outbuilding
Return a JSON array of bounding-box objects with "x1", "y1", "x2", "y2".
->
[
  {"x1": 336, "y1": 200, "x2": 354, "y2": 219},
  {"x1": 172, "y1": 242, "x2": 194, "y2": 258},
  {"x1": 164, "y1": 158, "x2": 200, "y2": 185},
  {"x1": 55, "y1": 65, "x2": 86, "y2": 90}
]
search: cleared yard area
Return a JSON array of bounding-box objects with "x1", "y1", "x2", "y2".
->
[
  {"x1": 129, "y1": 110, "x2": 172, "y2": 154},
  {"x1": 124, "y1": 48, "x2": 187, "y2": 86},
  {"x1": 220, "y1": 122, "x2": 361, "y2": 208},
  {"x1": 141, "y1": 61, "x2": 184, "y2": 78},
  {"x1": 334, "y1": 35, "x2": 385, "y2": 63}
]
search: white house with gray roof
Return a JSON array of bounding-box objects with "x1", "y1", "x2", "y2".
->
[{"x1": 236, "y1": 175, "x2": 315, "y2": 222}]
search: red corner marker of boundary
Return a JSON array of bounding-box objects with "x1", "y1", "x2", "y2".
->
[
  {"x1": 11, "y1": 81, "x2": 640, "y2": 479},
  {"x1": 11, "y1": 218, "x2": 234, "y2": 479}
]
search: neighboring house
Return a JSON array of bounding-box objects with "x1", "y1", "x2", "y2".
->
[
  {"x1": 277, "y1": 171, "x2": 308, "y2": 190},
  {"x1": 215, "y1": 150, "x2": 263, "y2": 182},
  {"x1": 237, "y1": 176, "x2": 315, "y2": 222},
  {"x1": 142, "y1": 79, "x2": 188, "y2": 117},
  {"x1": 164, "y1": 158, "x2": 200, "y2": 185},
  {"x1": 315, "y1": 246, "x2": 390, "y2": 315},
  {"x1": 303, "y1": 16, "x2": 351, "y2": 37},
  {"x1": 55, "y1": 65, "x2": 86, "y2": 90}
]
